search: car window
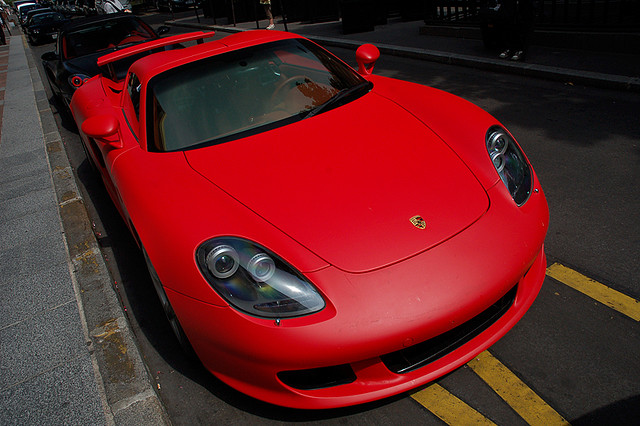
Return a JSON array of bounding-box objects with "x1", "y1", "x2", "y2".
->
[
  {"x1": 147, "y1": 39, "x2": 367, "y2": 152},
  {"x1": 62, "y1": 18, "x2": 155, "y2": 59},
  {"x1": 127, "y1": 72, "x2": 142, "y2": 118},
  {"x1": 30, "y1": 13, "x2": 58, "y2": 25}
]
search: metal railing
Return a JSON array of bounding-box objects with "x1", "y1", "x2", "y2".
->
[
  {"x1": 425, "y1": 0, "x2": 640, "y2": 29},
  {"x1": 196, "y1": 0, "x2": 638, "y2": 30}
]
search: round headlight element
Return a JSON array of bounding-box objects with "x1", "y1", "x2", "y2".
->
[
  {"x1": 206, "y1": 245, "x2": 239, "y2": 279},
  {"x1": 486, "y1": 126, "x2": 533, "y2": 206},
  {"x1": 196, "y1": 238, "x2": 326, "y2": 318},
  {"x1": 487, "y1": 131, "x2": 508, "y2": 172},
  {"x1": 246, "y1": 253, "x2": 276, "y2": 282}
]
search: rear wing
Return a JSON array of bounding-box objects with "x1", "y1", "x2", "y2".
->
[{"x1": 97, "y1": 31, "x2": 217, "y2": 80}]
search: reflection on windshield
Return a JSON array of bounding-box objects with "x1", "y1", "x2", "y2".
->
[{"x1": 147, "y1": 39, "x2": 368, "y2": 152}]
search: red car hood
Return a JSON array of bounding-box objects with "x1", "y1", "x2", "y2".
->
[{"x1": 186, "y1": 93, "x2": 489, "y2": 273}]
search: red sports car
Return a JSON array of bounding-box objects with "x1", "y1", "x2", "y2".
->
[{"x1": 71, "y1": 30, "x2": 549, "y2": 409}]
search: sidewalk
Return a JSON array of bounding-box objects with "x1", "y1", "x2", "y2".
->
[
  {"x1": 0, "y1": 28, "x2": 168, "y2": 426},
  {"x1": 167, "y1": 15, "x2": 640, "y2": 92}
]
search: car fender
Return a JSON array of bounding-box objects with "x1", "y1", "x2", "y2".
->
[
  {"x1": 105, "y1": 145, "x2": 330, "y2": 306},
  {"x1": 369, "y1": 75, "x2": 506, "y2": 190}
]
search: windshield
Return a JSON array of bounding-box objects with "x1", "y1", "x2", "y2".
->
[
  {"x1": 30, "y1": 13, "x2": 63, "y2": 26},
  {"x1": 62, "y1": 18, "x2": 156, "y2": 59},
  {"x1": 147, "y1": 39, "x2": 368, "y2": 152}
]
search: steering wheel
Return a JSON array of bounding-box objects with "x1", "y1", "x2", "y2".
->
[{"x1": 270, "y1": 75, "x2": 309, "y2": 106}]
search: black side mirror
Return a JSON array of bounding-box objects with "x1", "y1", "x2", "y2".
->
[{"x1": 156, "y1": 25, "x2": 171, "y2": 36}]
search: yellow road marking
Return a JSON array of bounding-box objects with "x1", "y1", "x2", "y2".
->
[
  {"x1": 467, "y1": 351, "x2": 569, "y2": 425},
  {"x1": 546, "y1": 263, "x2": 640, "y2": 321},
  {"x1": 411, "y1": 263, "x2": 634, "y2": 424},
  {"x1": 411, "y1": 383, "x2": 496, "y2": 425}
]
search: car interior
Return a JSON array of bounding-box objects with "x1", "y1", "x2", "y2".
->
[{"x1": 147, "y1": 40, "x2": 356, "y2": 152}]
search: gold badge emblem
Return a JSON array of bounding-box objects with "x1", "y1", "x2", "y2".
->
[{"x1": 410, "y1": 215, "x2": 426, "y2": 229}]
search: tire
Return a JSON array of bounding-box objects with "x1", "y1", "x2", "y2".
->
[
  {"x1": 81, "y1": 138, "x2": 98, "y2": 174},
  {"x1": 45, "y1": 72, "x2": 63, "y2": 108},
  {"x1": 142, "y1": 247, "x2": 197, "y2": 359}
]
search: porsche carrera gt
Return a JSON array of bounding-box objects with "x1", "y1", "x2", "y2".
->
[{"x1": 70, "y1": 30, "x2": 549, "y2": 409}]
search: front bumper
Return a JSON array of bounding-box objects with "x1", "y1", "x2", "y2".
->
[
  {"x1": 167, "y1": 181, "x2": 549, "y2": 409},
  {"x1": 168, "y1": 246, "x2": 545, "y2": 409}
]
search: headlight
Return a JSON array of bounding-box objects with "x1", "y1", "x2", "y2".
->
[
  {"x1": 197, "y1": 237, "x2": 326, "y2": 318},
  {"x1": 486, "y1": 126, "x2": 532, "y2": 205}
]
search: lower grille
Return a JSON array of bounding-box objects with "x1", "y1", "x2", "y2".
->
[
  {"x1": 277, "y1": 364, "x2": 357, "y2": 390},
  {"x1": 381, "y1": 285, "x2": 518, "y2": 374}
]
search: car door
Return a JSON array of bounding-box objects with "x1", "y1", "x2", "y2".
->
[
  {"x1": 42, "y1": 36, "x2": 69, "y2": 102},
  {"x1": 87, "y1": 73, "x2": 143, "y2": 215}
]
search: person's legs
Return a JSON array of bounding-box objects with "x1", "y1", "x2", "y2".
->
[
  {"x1": 510, "y1": 1, "x2": 534, "y2": 61},
  {"x1": 264, "y1": 4, "x2": 274, "y2": 29}
]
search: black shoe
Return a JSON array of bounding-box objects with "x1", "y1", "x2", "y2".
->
[{"x1": 499, "y1": 49, "x2": 511, "y2": 59}]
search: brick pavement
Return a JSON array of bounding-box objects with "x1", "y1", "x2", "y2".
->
[
  {"x1": 0, "y1": 34, "x2": 8, "y2": 138},
  {"x1": 0, "y1": 17, "x2": 168, "y2": 424}
]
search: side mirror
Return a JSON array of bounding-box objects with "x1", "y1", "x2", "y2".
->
[
  {"x1": 81, "y1": 114, "x2": 122, "y2": 148},
  {"x1": 41, "y1": 51, "x2": 58, "y2": 62},
  {"x1": 157, "y1": 25, "x2": 171, "y2": 36},
  {"x1": 356, "y1": 44, "x2": 380, "y2": 76}
]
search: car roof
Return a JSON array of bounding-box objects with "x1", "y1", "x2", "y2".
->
[
  {"x1": 27, "y1": 10, "x2": 63, "y2": 21},
  {"x1": 60, "y1": 12, "x2": 148, "y2": 35},
  {"x1": 17, "y1": 3, "x2": 38, "y2": 12},
  {"x1": 17, "y1": 2, "x2": 36, "y2": 10},
  {"x1": 25, "y1": 7, "x2": 51, "y2": 16}
]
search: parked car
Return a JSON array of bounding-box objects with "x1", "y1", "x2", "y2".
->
[
  {"x1": 70, "y1": 30, "x2": 549, "y2": 409},
  {"x1": 12, "y1": 0, "x2": 36, "y2": 13},
  {"x1": 21, "y1": 7, "x2": 52, "y2": 28},
  {"x1": 16, "y1": 2, "x2": 38, "y2": 22},
  {"x1": 41, "y1": 13, "x2": 169, "y2": 111},
  {"x1": 25, "y1": 11, "x2": 67, "y2": 44}
]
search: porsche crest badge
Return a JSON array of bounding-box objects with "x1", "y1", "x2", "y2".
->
[{"x1": 410, "y1": 215, "x2": 426, "y2": 229}]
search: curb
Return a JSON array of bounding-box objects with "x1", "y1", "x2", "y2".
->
[
  {"x1": 166, "y1": 19, "x2": 640, "y2": 92},
  {"x1": 24, "y1": 36, "x2": 171, "y2": 426}
]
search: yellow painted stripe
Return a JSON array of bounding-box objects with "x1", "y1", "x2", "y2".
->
[
  {"x1": 546, "y1": 263, "x2": 640, "y2": 321},
  {"x1": 411, "y1": 384, "x2": 496, "y2": 425},
  {"x1": 467, "y1": 351, "x2": 569, "y2": 426}
]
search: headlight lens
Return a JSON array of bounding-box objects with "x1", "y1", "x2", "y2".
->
[
  {"x1": 205, "y1": 244, "x2": 239, "y2": 279},
  {"x1": 197, "y1": 237, "x2": 326, "y2": 318},
  {"x1": 486, "y1": 126, "x2": 532, "y2": 205}
]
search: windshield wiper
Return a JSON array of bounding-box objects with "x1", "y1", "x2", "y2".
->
[{"x1": 303, "y1": 81, "x2": 372, "y2": 119}]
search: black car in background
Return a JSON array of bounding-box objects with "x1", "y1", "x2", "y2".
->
[
  {"x1": 17, "y1": 3, "x2": 42, "y2": 23},
  {"x1": 21, "y1": 6, "x2": 52, "y2": 27},
  {"x1": 25, "y1": 11, "x2": 68, "y2": 44},
  {"x1": 41, "y1": 13, "x2": 170, "y2": 112}
]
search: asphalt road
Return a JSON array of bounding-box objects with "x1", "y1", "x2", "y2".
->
[{"x1": 31, "y1": 11, "x2": 640, "y2": 425}]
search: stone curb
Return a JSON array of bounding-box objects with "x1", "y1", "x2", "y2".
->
[
  {"x1": 166, "y1": 20, "x2": 640, "y2": 92},
  {"x1": 23, "y1": 36, "x2": 171, "y2": 426}
]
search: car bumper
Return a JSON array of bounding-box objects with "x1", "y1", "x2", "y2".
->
[{"x1": 166, "y1": 180, "x2": 549, "y2": 409}]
